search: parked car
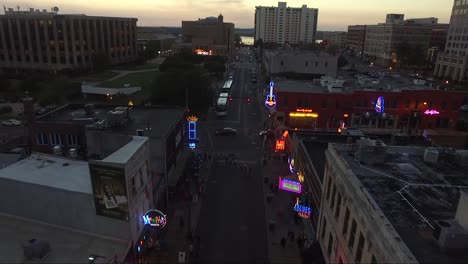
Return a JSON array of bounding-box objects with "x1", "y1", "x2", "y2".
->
[
  {"x1": 1, "y1": 119, "x2": 21, "y2": 126},
  {"x1": 215, "y1": 127, "x2": 237, "y2": 136}
]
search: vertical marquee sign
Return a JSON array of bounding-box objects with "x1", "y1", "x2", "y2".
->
[
  {"x1": 278, "y1": 177, "x2": 302, "y2": 194},
  {"x1": 187, "y1": 116, "x2": 198, "y2": 149},
  {"x1": 265, "y1": 81, "x2": 277, "y2": 109}
]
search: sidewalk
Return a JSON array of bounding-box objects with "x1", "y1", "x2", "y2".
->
[
  {"x1": 149, "y1": 155, "x2": 210, "y2": 264},
  {"x1": 262, "y1": 139, "x2": 303, "y2": 264}
]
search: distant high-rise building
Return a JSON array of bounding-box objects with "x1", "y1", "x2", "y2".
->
[
  {"x1": 386, "y1": 13, "x2": 404, "y2": 23},
  {"x1": 0, "y1": 7, "x2": 138, "y2": 71},
  {"x1": 434, "y1": 0, "x2": 468, "y2": 82},
  {"x1": 254, "y1": 2, "x2": 318, "y2": 45},
  {"x1": 322, "y1": 31, "x2": 347, "y2": 46},
  {"x1": 180, "y1": 14, "x2": 234, "y2": 56},
  {"x1": 347, "y1": 25, "x2": 367, "y2": 54}
]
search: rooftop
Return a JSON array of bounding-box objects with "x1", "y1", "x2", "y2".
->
[
  {"x1": 275, "y1": 80, "x2": 328, "y2": 93},
  {"x1": 37, "y1": 104, "x2": 185, "y2": 138},
  {"x1": 333, "y1": 144, "x2": 468, "y2": 263},
  {"x1": 0, "y1": 213, "x2": 127, "y2": 263},
  {"x1": 103, "y1": 136, "x2": 147, "y2": 164},
  {"x1": 0, "y1": 153, "x2": 92, "y2": 194}
]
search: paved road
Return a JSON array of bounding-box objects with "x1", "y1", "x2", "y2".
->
[{"x1": 194, "y1": 48, "x2": 269, "y2": 264}]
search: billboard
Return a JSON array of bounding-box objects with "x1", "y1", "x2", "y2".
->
[{"x1": 89, "y1": 163, "x2": 129, "y2": 221}]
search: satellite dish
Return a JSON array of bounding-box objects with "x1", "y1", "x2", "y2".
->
[{"x1": 52, "y1": 6, "x2": 59, "y2": 12}]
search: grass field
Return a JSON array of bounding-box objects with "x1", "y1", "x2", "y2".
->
[{"x1": 73, "y1": 71, "x2": 120, "y2": 82}]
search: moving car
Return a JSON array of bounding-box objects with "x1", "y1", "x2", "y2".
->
[
  {"x1": 2, "y1": 119, "x2": 21, "y2": 126},
  {"x1": 215, "y1": 127, "x2": 237, "y2": 136}
]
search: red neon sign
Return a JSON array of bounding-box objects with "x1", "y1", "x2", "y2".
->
[
  {"x1": 296, "y1": 108, "x2": 312, "y2": 113},
  {"x1": 275, "y1": 140, "x2": 285, "y2": 152}
]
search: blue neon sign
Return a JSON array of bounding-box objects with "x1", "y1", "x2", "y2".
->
[
  {"x1": 265, "y1": 81, "x2": 277, "y2": 109},
  {"x1": 188, "y1": 121, "x2": 196, "y2": 140},
  {"x1": 375, "y1": 96, "x2": 384, "y2": 113},
  {"x1": 294, "y1": 198, "x2": 311, "y2": 218}
]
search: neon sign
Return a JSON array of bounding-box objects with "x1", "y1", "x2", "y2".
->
[
  {"x1": 288, "y1": 157, "x2": 295, "y2": 174},
  {"x1": 187, "y1": 116, "x2": 198, "y2": 149},
  {"x1": 194, "y1": 49, "x2": 212, "y2": 56},
  {"x1": 265, "y1": 81, "x2": 277, "y2": 109},
  {"x1": 289, "y1": 112, "x2": 319, "y2": 118},
  {"x1": 424, "y1": 109, "x2": 440, "y2": 115},
  {"x1": 142, "y1": 209, "x2": 167, "y2": 228},
  {"x1": 294, "y1": 197, "x2": 311, "y2": 218},
  {"x1": 375, "y1": 96, "x2": 384, "y2": 113},
  {"x1": 296, "y1": 108, "x2": 312, "y2": 113},
  {"x1": 275, "y1": 140, "x2": 285, "y2": 152},
  {"x1": 279, "y1": 177, "x2": 302, "y2": 194}
]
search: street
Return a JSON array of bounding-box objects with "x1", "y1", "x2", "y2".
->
[{"x1": 194, "y1": 48, "x2": 269, "y2": 264}]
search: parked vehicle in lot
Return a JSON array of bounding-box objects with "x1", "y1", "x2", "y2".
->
[
  {"x1": 1, "y1": 119, "x2": 21, "y2": 126},
  {"x1": 215, "y1": 127, "x2": 238, "y2": 136}
]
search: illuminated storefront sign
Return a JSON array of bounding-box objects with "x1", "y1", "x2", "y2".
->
[
  {"x1": 375, "y1": 96, "x2": 384, "y2": 113},
  {"x1": 142, "y1": 209, "x2": 167, "y2": 228},
  {"x1": 275, "y1": 140, "x2": 285, "y2": 152},
  {"x1": 289, "y1": 112, "x2": 319, "y2": 118},
  {"x1": 294, "y1": 197, "x2": 311, "y2": 218},
  {"x1": 424, "y1": 109, "x2": 440, "y2": 115},
  {"x1": 279, "y1": 177, "x2": 302, "y2": 194},
  {"x1": 187, "y1": 116, "x2": 198, "y2": 149},
  {"x1": 265, "y1": 81, "x2": 277, "y2": 109},
  {"x1": 194, "y1": 49, "x2": 212, "y2": 55},
  {"x1": 296, "y1": 108, "x2": 313, "y2": 113}
]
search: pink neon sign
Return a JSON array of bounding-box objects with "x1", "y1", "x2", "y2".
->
[
  {"x1": 424, "y1": 110, "x2": 440, "y2": 115},
  {"x1": 278, "y1": 177, "x2": 302, "y2": 194}
]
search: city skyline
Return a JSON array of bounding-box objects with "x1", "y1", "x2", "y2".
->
[{"x1": 4, "y1": 0, "x2": 452, "y2": 30}]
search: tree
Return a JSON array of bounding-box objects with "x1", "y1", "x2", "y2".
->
[
  {"x1": 338, "y1": 55, "x2": 348, "y2": 67},
  {"x1": 92, "y1": 52, "x2": 110, "y2": 72},
  {"x1": 234, "y1": 33, "x2": 242, "y2": 47},
  {"x1": 143, "y1": 40, "x2": 160, "y2": 60},
  {"x1": 326, "y1": 44, "x2": 339, "y2": 56}
]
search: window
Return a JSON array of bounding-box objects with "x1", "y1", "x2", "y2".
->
[
  {"x1": 67, "y1": 135, "x2": 78, "y2": 146},
  {"x1": 327, "y1": 232, "x2": 333, "y2": 257},
  {"x1": 321, "y1": 217, "x2": 327, "y2": 240},
  {"x1": 405, "y1": 100, "x2": 410, "y2": 109},
  {"x1": 305, "y1": 61, "x2": 308, "y2": 67},
  {"x1": 36, "y1": 132, "x2": 48, "y2": 145},
  {"x1": 50, "y1": 133, "x2": 61, "y2": 145},
  {"x1": 342, "y1": 207, "x2": 350, "y2": 235},
  {"x1": 297, "y1": 98, "x2": 302, "y2": 107},
  {"x1": 280, "y1": 60, "x2": 284, "y2": 66},
  {"x1": 355, "y1": 232, "x2": 365, "y2": 264},
  {"x1": 335, "y1": 193, "x2": 342, "y2": 219},
  {"x1": 348, "y1": 219, "x2": 357, "y2": 250},
  {"x1": 330, "y1": 184, "x2": 337, "y2": 209},
  {"x1": 414, "y1": 100, "x2": 419, "y2": 110}
]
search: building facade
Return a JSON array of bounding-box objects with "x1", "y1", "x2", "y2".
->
[
  {"x1": 386, "y1": 13, "x2": 405, "y2": 23},
  {"x1": 254, "y1": 2, "x2": 318, "y2": 45},
  {"x1": 270, "y1": 82, "x2": 468, "y2": 146},
  {"x1": 347, "y1": 25, "x2": 366, "y2": 54},
  {"x1": 137, "y1": 27, "x2": 176, "y2": 56},
  {"x1": 0, "y1": 8, "x2": 138, "y2": 71},
  {"x1": 264, "y1": 50, "x2": 337, "y2": 77},
  {"x1": 364, "y1": 23, "x2": 433, "y2": 67},
  {"x1": 181, "y1": 15, "x2": 234, "y2": 56},
  {"x1": 322, "y1": 32, "x2": 347, "y2": 47},
  {"x1": 434, "y1": 0, "x2": 468, "y2": 82}
]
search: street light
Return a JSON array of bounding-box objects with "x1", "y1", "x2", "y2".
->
[{"x1": 88, "y1": 255, "x2": 105, "y2": 264}]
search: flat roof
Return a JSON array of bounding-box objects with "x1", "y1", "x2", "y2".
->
[
  {"x1": 0, "y1": 153, "x2": 92, "y2": 194},
  {"x1": 103, "y1": 136, "x2": 147, "y2": 164},
  {"x1": 333, "y1": 144, "x2": 468, "y2": 263},
  {"x1": 275, "y1": 80, "x2": 328, "y2": 93},
  {"x1": 37, "y1": 104, "x2": 185, "y2": 138},
  {"x1": 0, "y1": 213, "x2": 127, "y2": 263}
]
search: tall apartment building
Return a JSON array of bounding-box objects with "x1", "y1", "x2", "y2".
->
[
  {"x1": 181, "y1": 15, "x2": 234, "y2": 56},
  {"x1": 0, "y1": 7, "x2": 138, "y2": 71},
  {"x1": 347, "y1": 25, "x2": 366, "y2": 54},
  {"x1": 434, "y1": 0, "x2": 468, "y2": 82},
  {"x1": 254, "y1": 2, "x2": 318, "y2": 45},
  {"x1": 318, "y1": 140, "x2": 468, "y2": 264}
]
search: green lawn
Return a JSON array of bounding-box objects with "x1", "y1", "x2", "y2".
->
[
  {"x1": 73, "y1": 71, "x2": 120, "y2": 82},
  {"x1": 98, "y1": 70, "x2": 158, "y2": 90},
  {"x1": 114, "y1": 63, "x2": 160, "y2": 71}
]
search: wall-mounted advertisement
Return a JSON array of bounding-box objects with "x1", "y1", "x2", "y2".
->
[{"x1": 89, "y1": 163, "x2": 129, "y2": 221}]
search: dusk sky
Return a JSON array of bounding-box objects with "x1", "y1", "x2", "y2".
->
[{"x1": 5, "y1": 0, "x2": 452, "y2": 30}]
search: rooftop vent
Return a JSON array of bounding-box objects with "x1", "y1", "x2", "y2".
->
[
  {"x1": 393, "y1": 163, "x2": 421, "y2": 175},
  {"x1": 69, "y1": 148, "x2": 78, "y2": 159},
  {"x1": 424, "y1": 148, "x2": 439, "y2": 163},
  {"x1": 52, "y1": 145, "x2": 62, "y2": 156},
  {"x1": 355, "y1": 138, "x2": 387, "y2": 165},
  {"x1": 432, "y1": 219, "x2": 468, "y2": 251},
  {"x1": 84, "y1": 104, "x2": 95, "y2": 116}
]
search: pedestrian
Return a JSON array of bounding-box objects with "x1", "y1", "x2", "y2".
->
[{"x1": 280, "y1": 237, "x2": 286, "y2": 248}]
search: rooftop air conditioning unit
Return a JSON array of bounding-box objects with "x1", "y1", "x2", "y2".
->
[
  {"x1": 23, "y1": 239, "x2": 50, "y2": 261},
  {"x1": 432, "y1": 220, "x2": 468, "y2": 251},
  {"x1": 69, "y1": 148, "x2": 78, "y2": 159},
  {"x1": 52, "y1": 145, "x2": 62, "y2": 156},
  {"x1": 424, "y1": 148, "x2": 439, "y2": 163},
  {"x1": 136, "y1": 129, "x2": 144, "y2": 136}
]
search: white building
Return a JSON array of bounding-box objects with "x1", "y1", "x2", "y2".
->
[
  {"x1": 434, "y1": 0, "x2": 468, "y2": 82},
  {"x1": 254, "y1": 2, "x2": 318, "y2": 45},
  {"x1": 0, "y1": 136, "x2": 152, "y2": 262}
]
